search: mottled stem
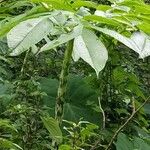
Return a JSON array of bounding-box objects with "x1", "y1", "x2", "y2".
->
[{"x1": 55, "y1": 40, "x2": 74, "y2": 124}]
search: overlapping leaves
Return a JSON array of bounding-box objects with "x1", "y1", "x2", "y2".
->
[
  {"x1": 116, "y1": 133, "x2": 150, "y2": 150},
  {"x1": 40, "y1": 75, "x2": 100, "y2": 123}
]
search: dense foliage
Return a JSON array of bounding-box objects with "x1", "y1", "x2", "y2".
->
[{"x1": 0, "y1": 0, "x2": 150, "y2": 150}]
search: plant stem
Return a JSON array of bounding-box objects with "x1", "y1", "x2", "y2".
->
[
  {"x1": 105, "y1": 96, "x2": 150, "y2": 150},
  {"x1": 98, "y1": 96, "x2": 106, "y2": 129},
  {"x1": 20, "y1": 49, "x2": 30, "y2": 78},
  {"x1": 55, "y1": 40, "x2": 74, "y2": 124}
]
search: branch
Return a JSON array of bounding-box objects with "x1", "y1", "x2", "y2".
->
[
  {"x1": 98, "y1": 96, "x2": 106, "y2": 129},
  {"x1": 105, "y1": 96, "x2": 150, "y2": 150}
]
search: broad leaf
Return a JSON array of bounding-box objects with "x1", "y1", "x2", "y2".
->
[
  {"x1": 130, "y1": 32, "x2": 150, "y2": 58},
  {"x1": 90, "y1": 25, "x2": 150, "y2": 58},
  {"x1": 116, "y1": 133, "x2": 150, "y2": 150},
  {"x1": 73, "y1": 28, "x2": 108, "y2": 76},
  {"x1": 7, "y1": 16, "x2": 53, "y2": 56},
  {"x1": 41, "y1": 116, "x2": 62, "y2": 144},
  {"x1": 40, "y1": 75, "x2": 100, "y2": 124},
  {"x1": 116, "y1": 133, "x2": 134, "y2": 150},
  {"x1": 133, "y1": 137, "x2": 150, "y2": 150}
]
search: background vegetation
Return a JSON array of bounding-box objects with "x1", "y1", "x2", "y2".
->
[{"x1": 0, "y1": 0, "x2": 150, "y2": 150}]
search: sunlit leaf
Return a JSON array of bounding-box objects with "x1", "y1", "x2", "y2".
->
[
  {"x1": 7, "y1": 16, "x2": 53, "y2": 56},
  {"x1": 90, "y1": 25, "x2": 150, "y2": 58},
  {"x1": 39, "y1": 24, "x2": 83, "y2": 53},
  {"x1": 73, "y1": 28, "x2": 108, "y2": 76}
]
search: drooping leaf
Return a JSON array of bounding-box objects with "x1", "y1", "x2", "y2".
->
[
  {"x1": 130, "y1": 32, "x2": 150, "y2": 58},
  {"x1": 73, "y1": 28, "x2": 108, "y2": 76},
  {"x1": 90, "y1": 25, "x2": 150, "y2": 58},
  {"x1": 41, "y1": 116, "x2": 62, "y2": 144}
]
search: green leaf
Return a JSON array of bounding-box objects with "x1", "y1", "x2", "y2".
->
[
  {"x1": 0, "y1": 6, "x2": 49, "y2": 38},
  {"x1": 7, "y1": 16, "x2": 53, "y2": 56},
  {"x1": 130, "y1": 32, "x2": 150, "y2": 58},
  {"x1": 90, "y1": 25, "x2": 150, "y2": 58},
  {"x1": 116, "y1": 133, "x2": 150, "y2": 150},
  {"x1": 0, "y1": 119, "x2": 17, "y2": 132},
  {"x1": 72, "y1": 0, "x2": 97, "y2": 9},
  {"x1": 144, "y1": 104, "x2": 150, "y2": 115},
  {"x1": 116, "y1": 133, "x2": 133, "y2": 150},
  {"x1": 41, "y1": 116, "x2": 62, "y2": 144},
  {"x1": 0, "y1": 138, "x2": 22, "y2": 150},
  {"x1": 97, "y1": 5, "x2": 111, "y2": 11},
  {"x1": 59, "y1": 145, "x2": 71, "y2": 150},
  {"x1": 73, "y1": 28, "x2": 108, "y2": 76},
  {"x1": 40, "y1": 75, "x2": 100, "y2": 123},
  {"x1": 119, "y1": 0, "x2": 150, "y2": 14},
  {"x1": 31, "y1": 0, "x2": 73, "y2": 11},
  {"x1": 84, "y1": 15, "x2": 120, "y2": 26},
  {"x1": 133, "y1": 137, "x2": 150, "y2": 150},
  {"x1": 137, "y1": 23, "x2": 150, "y2": 34},
  {"x1": 39, "y1": 24, "x2": 83, "y2": 53}
]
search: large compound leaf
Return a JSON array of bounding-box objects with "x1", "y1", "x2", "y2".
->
[
  {"x1": 73, "y1": 28, "x2": 108, "y2": 76},
  {"x1": 7, "y1": 16, "x2": 53, "y2": 56},
  {"x1": 7, "y1": 10, "x2": 82, "y2": 55},
  {"x1": 90, "y1": 25, "x2": 150, "y2": 59}
]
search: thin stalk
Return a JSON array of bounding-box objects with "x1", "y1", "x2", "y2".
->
[
  {"x1": 98, "y1": 96, "x2": 106, "y2": 129},
  {"x1": 55, "y1": 40, "x2": 74, "y2": 124},
  {"x1": 105, "y1": 96, "x2": 150, "y2": 150}
]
